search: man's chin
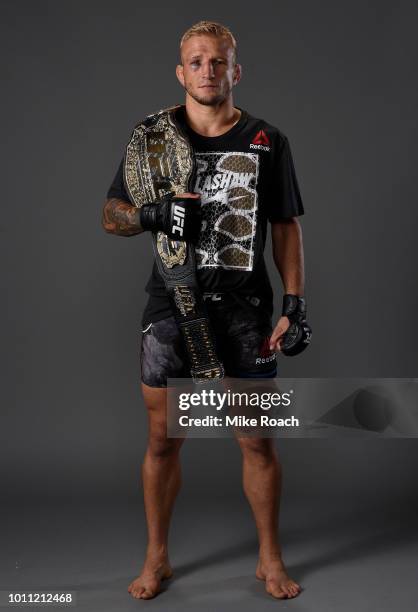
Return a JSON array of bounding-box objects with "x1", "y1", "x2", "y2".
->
[{"x1": 189, "y1": 91, "x2": 226, "y2": 106}]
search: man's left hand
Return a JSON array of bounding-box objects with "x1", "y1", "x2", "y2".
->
[
  {"x1": 269, "y1": 295, "x2": 313, "y2": 356},
  {"x1": 269, "y1": 316, "x2": 291, "y2": 352}
]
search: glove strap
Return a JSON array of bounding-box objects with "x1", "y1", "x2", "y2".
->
[
  {"x1": 282, "y1": 294, "x2": 307, "y2": 322},
  {"x1": 139, "y1": 204, "x2": 158, "y2": 231}
]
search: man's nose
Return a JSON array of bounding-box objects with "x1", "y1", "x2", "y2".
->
[{"x1": 201, "y1": 60, "x2": 215, "y2": 79}]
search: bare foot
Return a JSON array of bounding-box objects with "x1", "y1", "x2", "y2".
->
[
  {"x1": 127, "y1": 558, "x2": 173, "y2": 600},
  {"x1": 256, "y1": 556, "x2": 301, "y2": 599}
]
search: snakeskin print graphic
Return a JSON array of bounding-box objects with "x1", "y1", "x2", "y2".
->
[{"x1": 193, "y1": 152, "x2": 259, "y2": 270}]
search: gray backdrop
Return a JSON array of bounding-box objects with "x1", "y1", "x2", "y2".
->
[{"x1": 1, "y1": 1, "x2": 417, "y2": 610}]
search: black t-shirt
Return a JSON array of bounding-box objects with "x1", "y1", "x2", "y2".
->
[{"x1": 106, "y1": 106, "x2": 305, "y2": 324}]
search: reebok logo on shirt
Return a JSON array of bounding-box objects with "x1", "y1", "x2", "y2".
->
[{"x1": 250, "y1": 130, "x2": 271, "y2": 152}]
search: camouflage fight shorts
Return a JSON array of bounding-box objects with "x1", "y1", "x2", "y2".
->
[{"x1": 140, "y1": 292, "x2": 277, "y2": 387}]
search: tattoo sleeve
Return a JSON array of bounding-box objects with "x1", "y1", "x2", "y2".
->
[{"x1": 102, "y1": 198, "x2": 144, "y2": 236}]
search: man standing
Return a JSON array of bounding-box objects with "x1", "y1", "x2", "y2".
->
[{"x1": 103, "y1": 21, "x2": 309, "y2": 600}]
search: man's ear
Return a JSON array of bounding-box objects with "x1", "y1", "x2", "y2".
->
[
  {"x1": 233, "y1": 63, "x2": 242, "y2": 86},
  {"x1": 176, "y1": 64, "x2": 185, "y2": 87}
]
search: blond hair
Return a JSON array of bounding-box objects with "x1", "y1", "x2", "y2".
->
[{"x1": 180, "y1": 20, "x2": 237, "y2": 64}]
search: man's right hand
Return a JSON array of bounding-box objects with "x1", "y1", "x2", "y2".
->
[{"x1": 140, "y1": 192, "x2": 201, "y2": 243}]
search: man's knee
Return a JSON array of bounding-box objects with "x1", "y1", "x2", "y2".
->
[
  {"x1": 147, "y1": 432, "x2": 183, "y2": 459},
  {"x1": 142, "y1": 383, "x2": 184, "y2": 458},
  {"x1": 237, "y1": 437, "x2": 277, "y2": 464}
]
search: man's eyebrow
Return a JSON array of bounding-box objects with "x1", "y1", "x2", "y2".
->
[{"x1": 188, "y1": 54, "x2": 227, "y2": 61}]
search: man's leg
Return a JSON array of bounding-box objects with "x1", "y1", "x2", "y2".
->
[
  {"x1": 236, "y1": 436, "x2": 301, "y2": 599},
  {"x1": 128, "y1": 383, "x2": 184, "y2": 600}
]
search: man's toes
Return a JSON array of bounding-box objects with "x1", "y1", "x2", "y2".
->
[
  {"x1": 140, "y1": 589, "x2": 156, "y2": 599},
  {"x1": 267, "y1": 582, "x2": 287, "y2": 599},
  {"x1": 270, "y1": 589, "x2": 287, "y2": 599},
  {"x1": 128, "y1": 584, "x2": 144, "y2": 599},
  {"x1": 287, "y1": 582, "x2": 301, "y2": 597},
  {"x1": 284, "y1": 585, "x2": 296, "y2": 597}
]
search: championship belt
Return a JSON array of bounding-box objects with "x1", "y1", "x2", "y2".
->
[{"x1": 123, "y1": 105, "x2": 224, "y2": 383}]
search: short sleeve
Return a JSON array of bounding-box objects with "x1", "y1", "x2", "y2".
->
[
  {"x1": 266, "y1": 136, "x2": 305, "y2": 222},
  {"x1": 106, "y1": 157, "x2": 131, "y2": 202}
]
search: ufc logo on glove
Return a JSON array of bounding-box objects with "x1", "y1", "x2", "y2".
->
[{"x1": 172, "y1": 204, "x2": 185, "y2": 236}]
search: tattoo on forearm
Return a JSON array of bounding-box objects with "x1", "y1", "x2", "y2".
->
[{"x1": 102, "y1": 198, "x2": 143, "y2": 236}]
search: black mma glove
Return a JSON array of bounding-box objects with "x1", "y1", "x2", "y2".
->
[
  {"x1": 139, "y1": 194, "x2": 201, "y2": 243},
  {"x1": 281, "y1": 294, "x2": 312, "y2": 356}
]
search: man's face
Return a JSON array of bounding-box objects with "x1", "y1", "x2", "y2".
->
[{"x1": 176, "y1": 35, "x2": 241, "y2": 106}]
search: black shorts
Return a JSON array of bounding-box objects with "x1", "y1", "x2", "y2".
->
[{"x1": 140, "y1": 293, "x2": 277, "y2": 388}]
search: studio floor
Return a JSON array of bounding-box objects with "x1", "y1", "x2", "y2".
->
[{"x1": 2, "y1": 491, "x2": 417, "y2": 612}]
